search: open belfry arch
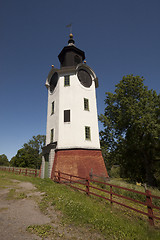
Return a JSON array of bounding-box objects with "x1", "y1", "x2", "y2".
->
[{"x1": 40, "y1": 34, "x2": 108, "y2": 179}]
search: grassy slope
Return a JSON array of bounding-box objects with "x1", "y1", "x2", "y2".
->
[{"x1": 0, "y1": 171, "x2": 160, "y2": 240}]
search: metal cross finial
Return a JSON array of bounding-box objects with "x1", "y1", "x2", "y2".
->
[{"x1": 66, "y1": 23, "x2": 72, "y2": 34}]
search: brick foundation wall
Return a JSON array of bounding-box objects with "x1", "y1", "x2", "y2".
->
[{"x1": 51, "y1": 149, "x2": 108, "y2": 179}]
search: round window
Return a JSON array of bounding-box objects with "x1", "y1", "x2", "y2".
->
[
  {"x1": 50, "y1": 72, "x2": 58, "y2": 93},
  {"x1": 77, "y1": 69, "x2": 92, "y2": 88}
]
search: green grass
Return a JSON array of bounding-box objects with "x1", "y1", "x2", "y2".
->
[
  {"x1": 30, "y1": 178, "x2": 160, "y2": 239},
  {"x1": 0, "y1": 207, "x2": 8, "y2": 212},
  {"x1": 27, "y1": 224, "x2": 54, "y2": 238},
  {"x1": 6, "y1": 188, "x2": 27, "y2": 200},
  {"x1": 0, "y1": 174, "x2": 15, "y2": 188},
  {"x1": 1, "y1": 171, "x2": 160, "y2": 240},
  {"x1": 27, "y1": 224, "x2": 66, "y2": 239},
  {"x1": 107, "y1": 178, "x2": 160, "y2": 212}
]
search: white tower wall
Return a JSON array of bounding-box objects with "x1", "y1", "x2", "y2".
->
[
  {"x1": 46, "y1": 81, "x2": 59, "y2": 145},
  {"x1": 46, "y1": 71, "x2": 100, "y2": 150},
  {"x1": 58, "y1": 74, "x2": 100, "y2": 149}
]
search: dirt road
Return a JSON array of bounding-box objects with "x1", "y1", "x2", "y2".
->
[
  {"x1": 0, "y1": 178, "x2": 105, "y2": 240},
  {"x1": 0, "y1": 180, "x2": 50, "y2": 239}
]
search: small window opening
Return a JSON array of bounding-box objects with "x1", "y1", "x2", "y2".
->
[
  {"x1": 84, "y1": 98, "x2": 89, "y2": 111},
  {"x1": 64, "y1": 110, "x2": 70, "y2": 122},
  {"x1": 64, "y1": 75, "x2": 70, "y2": 86},
  {"x1": 50, "y1": 129, "x2": 54, "y2": 143},
  {"x1": 51, "y1": 101, "x2": 54, "y2": 115},
  {"x1": 85, "y1": 126, "x2": 91, "y2": 140}
]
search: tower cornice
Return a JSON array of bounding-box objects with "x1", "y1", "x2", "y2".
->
[
  {"x1": 45, "y1": 66, "x2": 76, "y2": 88},
  {"x1": 45, "y1": 64, "x2": 99, "y2": 88}
]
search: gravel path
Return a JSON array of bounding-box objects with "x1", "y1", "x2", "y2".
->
[
  {"x1": 0, "y1": 180, "x2": 50, "y2": 240},
  {"x1": 0, "y1": 179, "x2": 105, "y2": 240}
]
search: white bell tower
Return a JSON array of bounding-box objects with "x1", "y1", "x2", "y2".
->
[{"x1": 40, "y1": 34, "x2": 108, "y2": 179}]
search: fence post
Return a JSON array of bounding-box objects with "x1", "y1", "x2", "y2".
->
[
  {"x1": 35, "y1": 169, "x2": 37, "y2": 177},
  {"x1": 25, "y1": 168, "x2": 28, "y2": 176},
  {"x1": 70, "y1": 175, "x2": 72, "y2": 184},
  {"x1": 146, "y1": 189, "x2": 154, "y2": 226},
  {"x1": 12, "y1": 168, "x2": 14, "y2": 173},
  {"x1": 19, "y1": 169, "x2": 21, "y2": 175},
  {"x1": 86, "y1": 177, "x2": 90, "y2": 195},
  {"x1": 58, "y1": 170, "x2": 61, "y2": 183},
  {"x1": 110, "y1": 185, "x2": 113, "y2": 205}
]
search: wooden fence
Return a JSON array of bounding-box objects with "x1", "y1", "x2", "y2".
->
[
  {"x1": 0, "y1": 166, "x2": 38, "y2": 177},
  {"x1": 54, "y1": 170, "x2": 160, "y2": 226},
  {"x1": 1, "y1": 166, "x2": 160, "y2": 226}
]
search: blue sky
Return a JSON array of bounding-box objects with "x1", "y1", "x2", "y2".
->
[{"x1": 0, "y1": 0, "x2": 160, "y2": 160}]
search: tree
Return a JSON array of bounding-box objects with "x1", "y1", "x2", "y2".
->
[
  {"x1": 0, "y1": 154, "x2": 9, "y2": 166},
  {"x1": 99, "y1": 75, "x2": 160, "y2": 186},
  {"x1": 10, "y1": 135, "x2": 45, "y2": 169},
  {"x1": 23, "y1": 135, "x2": 46, "y2": 155}
]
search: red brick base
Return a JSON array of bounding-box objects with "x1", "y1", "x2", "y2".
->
[{"x1": 51, "y1": 149, "x2": 108, "y2": 179}]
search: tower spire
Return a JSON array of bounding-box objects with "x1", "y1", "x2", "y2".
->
[
  {"x1": 58, "y1": 33, "x2": 85, "y2": 68},
  {"x1": 68, "y1": 33, "x2": 75, "y2": 45}
]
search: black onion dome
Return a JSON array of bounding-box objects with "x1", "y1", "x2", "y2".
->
[
  {"x1": 68, "y1": 33, "x2": 75, "y2": 45},
  {"x1": 58, "y1": 34, "x2": 85, "y2": 68}
]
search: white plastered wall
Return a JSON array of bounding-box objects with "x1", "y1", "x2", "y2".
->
[
  {"x1": 46, "y1": 71, "x2": 100, "y2": 150},
  {"x1": 40, "y1": 156, "x2": 45, "y2": 179},
  {"x1": 48, "y1": 149, "x2": 55, "y2": 178},
  {"x1": 58, "y1": 74, "x2": 100, "y2": 149},
  {"x1": 46, "y1": 80, "x2": 59, "y2": 145}
]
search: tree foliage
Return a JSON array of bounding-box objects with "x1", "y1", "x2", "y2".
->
[
  {"x1": 0, "y1": 154, "x2": 9, "y2": 166},
  {"x1": 99, "y1": 75, "x2": 160, "y2": 186},
  {"x1": 10, "y1": 135, "x2": 45, "y2": 169}
]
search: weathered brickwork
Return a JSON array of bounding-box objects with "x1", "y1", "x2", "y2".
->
[{"x1": 51, "y1": 149, "x2": 108, "y2": 179}]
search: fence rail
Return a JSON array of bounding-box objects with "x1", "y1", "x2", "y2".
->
[
  {"x1": 54, "y1": 170, "x2": 160, "y2": 226},
  {"x1": 1, "y1": 166, "x2": 160, "y2": 226},
  {"x1": 0, "y1": 166, "x2": 38, "y2": 177}
]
